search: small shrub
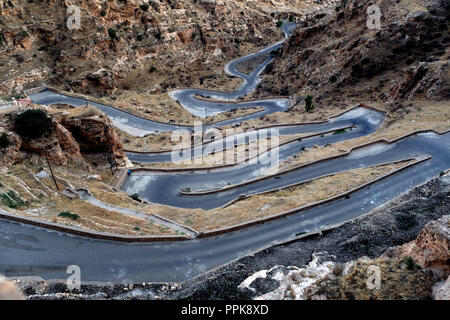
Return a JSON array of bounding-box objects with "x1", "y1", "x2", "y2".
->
[
  {"x1": 333, "y1": 129, "x2": 347, "y2": 135},
  {"x1": 58, "y1": 211, "x2": 80, "y2": 221},
  {"x1": 15, "y1": 109, "x2": 53, "y2": 139},
  {"x1": 100, "y1": 10, "x2": 107, "y2": 17},
  {"x1": 149, "y1": 66, "x2": 156, "y2": 73},
  {"x1": 0, "y1": 133, "x2": 10, "y2": 148},
  {"x1": 270, "y1": 49, "x2": 279, "y2": 56},
  {"x1": 108, "y1": 28, "x2": 117, "y2": 39},
  {"x1": 403, "y1": 256, "x2": 420, "y2": 270},
  {"x1": 276, "y1": 20, "x2": 283, "y2": 28},
  {"x1": 130, "y1": 193, "x2": 141, "y2": 202},
  {"x1": 140, "y1": 4, "x2": 149, "y2": 11},
  {"x1": 289, "y1": 15, "x2": 294, "y2": 22}
]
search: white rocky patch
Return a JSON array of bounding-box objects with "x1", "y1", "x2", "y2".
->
[
  {"x1": 123, "y1": 175, "x2": 157, "y2": 195},
  {"x1": 239, "y1": 252, "x2": 339, "y2": 300},
  {"x1": 331, "y1": 107, "x2": 369, "y2": 122},
  {"x1": 110, "y1": 116, "x2": 154, "y2": 137},
  {"x1": 346, "y1": 142, "x2": 395, "y2": 160}
]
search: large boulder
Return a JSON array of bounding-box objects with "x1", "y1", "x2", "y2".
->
[{"x1": 383, "y1": 215, "x2": 450, "y2": 277}]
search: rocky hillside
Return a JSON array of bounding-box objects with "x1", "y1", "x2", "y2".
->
[
  {"x1": 0, "y1": 0, "x2": 335, "y2": 97},
  {"x1": 0, "y1": 105, "x2": 126, "y2": 166},
  {"x1": 256, "y1": 0, "x2": 449, "y2": 105},
  {"x1": 239, "y1": 214, "x2": 449, "y2": 300}
]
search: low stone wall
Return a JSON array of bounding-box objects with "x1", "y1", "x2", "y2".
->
[{"x1": 0, "y1": 209, "x2": 188, "y2": 243}]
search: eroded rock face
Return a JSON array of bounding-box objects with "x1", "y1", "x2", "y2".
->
[
  {"x1": 383, "y1": 215, "x2": 450, "y2": 277},
  {"x1": 0, "y1": 127, "x2": 22, "y2": 166},
  {"x1": 18, "y1": 112, "x2": 83, "y2": 166},
  {"x1": 4, "y1": 107, "x2": 126, "y2": 166},
  {"x1": 62, "y1": 113, "x2": 126, "y2": 164},
  {"x1": 0, "y1": 275, "x2": 24, "y2": 300}
]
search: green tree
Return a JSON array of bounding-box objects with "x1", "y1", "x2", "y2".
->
[
  {"x1": 140, "y1": 4, "x2": 149, "y2": 11},
  {"x1": 108, "y1": 28, "x2": 117, "y2": 39},
  {"x1": 0, "y1": 133, "x2": 9, "y2": 148},
  {"x1": 14, "y1": 109, "x2": 53, "y2": 139},
  {"x1": 305, "y1": 95, "x2": 316, "y2": 112}
]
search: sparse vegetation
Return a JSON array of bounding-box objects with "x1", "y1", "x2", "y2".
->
[
  {"x1": 403, "y1": 256, "x2": 420, "y2": 270},
  {"x1": 108, "y1": 28, "x2": 117, "y2": 40},
  {"x1": 0, "y1": 190, "x2": 28, "y2": 209},
  {"x1": 139, "y1": 3, "x2": 149, "y2": 11},
  {"x1": 58, "y1": 211, "x2": 80, "y2": 221},
  {"x1": 333, "y1": 129, "x2": 347, "y2": 135}
]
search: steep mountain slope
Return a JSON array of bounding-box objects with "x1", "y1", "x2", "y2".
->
[
  {"x1": 255, "y1": 0, "x2": 449, "y2": 105},
  {"x1": 0, "y1": 0, "x2": 335, "y2": 97}
]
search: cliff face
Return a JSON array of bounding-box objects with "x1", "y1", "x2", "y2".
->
[
  {"x1": 256, "y1": 0, "x2": 449, "y2": 104},
  {"x1": 0, "y1": 106, "x2": 126, "y2": 166},
  {"x1": 0, "y1": 0, "x2": 334, "y2": 97}
]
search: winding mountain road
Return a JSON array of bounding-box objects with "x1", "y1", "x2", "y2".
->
[{"x1": 1, "y1": 22, "x2": 449, "y2": 283}]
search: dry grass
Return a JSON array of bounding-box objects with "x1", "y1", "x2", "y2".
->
[
  {"x1": 91, "y1": 160, "x2": 412, "y2": 232},
  {"x1": 0, "y1": 162, "x2": 175, "y2": 236},
  {"x1": 321, "y1": 258, "x2": 437, "y2": 300}
]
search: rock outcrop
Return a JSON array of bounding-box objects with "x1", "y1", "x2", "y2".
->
[
  {"x1": 383, "y1": 215, "x2": 450, "y2": 277},
  {"x1": 62, "y1": 113, "x2": 126, "y2": 164},
  {"x1": 240, "y1": 215, "x2": 450, "y2": 300},
  {"x1": 0, "y1": 275, "x2": 24, "y2": 300},
  {"x1": 1, "y1": 106, "x2": 126, "y2": 166}
]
